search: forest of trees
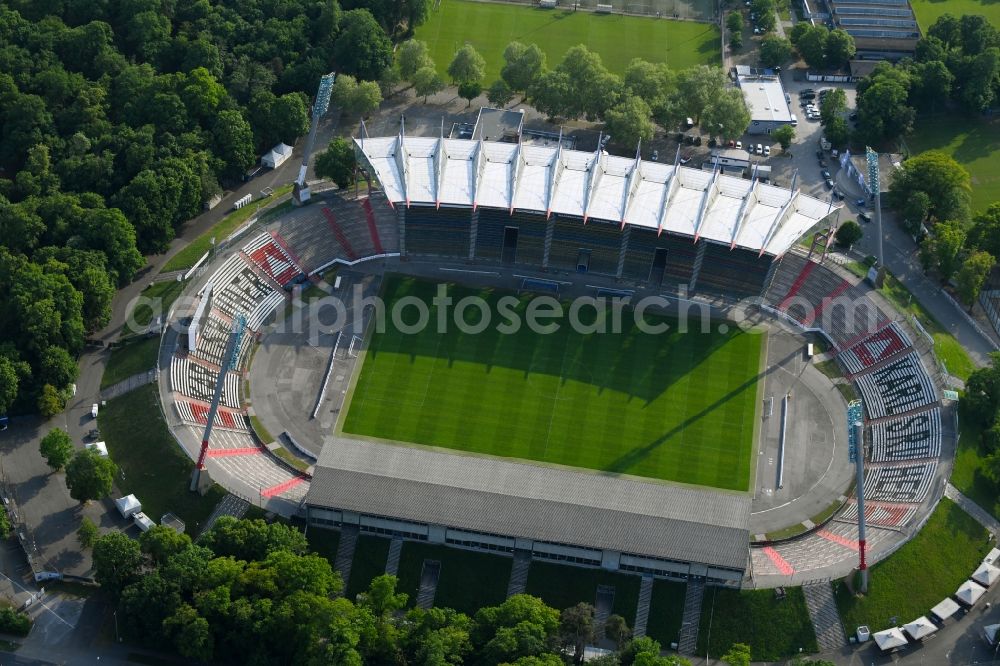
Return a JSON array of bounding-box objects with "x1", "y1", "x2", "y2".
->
[
  {"x1": 0, "y1": 0, "x2": 411, "y2": 417},
  {"x1": 95, "y1": 516, "x2": 693, "y2": 665}
]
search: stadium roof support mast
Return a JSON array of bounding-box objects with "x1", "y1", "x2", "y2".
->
[
  {"x1": 866, "y1": 146, "x2": 885, "y2": 288},
  {"x1": 293, "y1": 72, "x2": 336, "y2": 206},
  {"x1": 853, "y1": 420, "x2": 869, "y2": 593},
  {"x1": 190, "y1": 314, "x2": 247, "y2": 492}
]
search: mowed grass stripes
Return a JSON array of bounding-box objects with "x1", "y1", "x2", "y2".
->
[{"x1": 342, "y1": 277, "x2": 762, "y2": 491}]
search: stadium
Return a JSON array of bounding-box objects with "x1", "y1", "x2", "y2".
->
[{"x1": 158, "y1": 123, "x2": 949, "y2": 606}]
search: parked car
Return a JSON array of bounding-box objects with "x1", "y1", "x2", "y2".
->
[
  {"x1": 651, "y1": 150, "x2": 658, "y2": 161},
  {"x1": 832, "y1": 189, "x2": 844, "y2": 200},
  {"x1": 756, "y1": 143, "x2": 763, "y2": 154},
  {"x1": 736, "y1": 140, "x2": 743, "y2": 150},
  {"x1": 855, "y1": 198, "x2": 866, "y2": 207},
  {"x1": 763, "y1": 145, "x2": 771, "y2": 156},
  {"x1": 824, "y1": 177, "x2": 835, "y2": 189},
  {"x1": 800, "y1": 88, "x2": 815, "y2": 95},
  {"x1": 821, "y1": 170, "x2": 831, "y2": 180},
  {"x1": 859, "y1": 212, "x2": 872, "y2": 223},
  {"x1": 747, "y1": 143, "x2": 755, "y2": 154}
]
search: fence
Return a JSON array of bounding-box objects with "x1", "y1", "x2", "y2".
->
[{"x1": 453, "y1": 0, "x2": 715, "y2": 21}]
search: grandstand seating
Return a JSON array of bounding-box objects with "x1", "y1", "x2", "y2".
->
[
  {"x1": 861, "y1": 462, "x2": 937, "y2": 503},
  {"x1": 547, "y1": 216, "x2": 622, "y2": 275},
  {"x1": 870, "y1": 408, "x2": 942, "y2": 462},
  {"x1": 475, "y1": 209, "x2": 547, "y2": 265},
  {"x1": 855, "y1": 352, "x2": 936, "y2": 419},
  {"x1": 660, "y1": 235, "x2": 699, "y2": 285},
  {"x1": 621, "y1": 227, "x2": 664, "y2": 282},
  {"x1": 170, "y1": 357, "x2": 242, "y2": 409},
  {"x1": 839, "y1": 501, "x2": 917, "y2": 528},
  {"x1": 839, "y1": 322, "x2": 911, "y2": 374},
  {"x1": 175, "y1": 400, "x2": 252, "y2": 432},
  {"x1": 190, "y1": 314, "x2": 232, "y2": 366},
  {"x1": 404, "y1": 205, "x2": 471, "y2": 257},
  {"x1": 242, "y1": 233, "x2": 303, "y2": 287},
  {"x1": 205, "y1": 255, "x2": 278, "y2": 321},
  {"x1": 696, "y1": 243, "x2": 775, "y2": 297}
]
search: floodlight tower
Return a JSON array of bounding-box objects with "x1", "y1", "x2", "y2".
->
[
  {"x1": 865, "y1": 146, "x2": 885, "y2": 288},
  {"x1": 190, "y1": 314, "x2": 247, "y2": 492},
  {"x1": 293, "y1": 72, "x2": 336, "y2": 206},
  {"x1": 853, "y1": 420, "x2": 869, "y2": 593}
]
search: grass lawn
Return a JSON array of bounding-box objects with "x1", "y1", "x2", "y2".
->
[
  {"x1": 129, "y1": 280, "x2": 186, "y2": 329},
  {"x1": 343, "y1": 276, "x2": 763, "y2": 491},
  {"x1": 525, "y1": 561, "x2": 640, "y2": 622},
  {"x1": 950, "y1": 404, "x2": 1000, "y2": 521},
  {"x1": 645, "y1": 580, "x2": 686, "y2": 648},
  {"x1": 910, "y1": 0, "x2": 1000, "y2": 31},
  {"x1": 101, "y1": 337, "x2": 160, "y2": 389},
  {"x1": 834, "y1": 498, "x2": 991, "y2": 633},
  {"x1": 907, "y1": 115, "x2": 1000, "y2": 214},
  {"x1": 162, "y1": 185, "x2": 294, "y2": 272},
  {"x1": 414, "y1": 0, "x2": 720, "y2": 82},
  {"x1": 698, "y1": 586, "x2": 817, "y2": 661},
  {"x1": 98, "y1": 384, "x2": 227, "y2": 532},
  {"x1": 395, "y1": 543, "x2": 512, "y2": 616},
  {"x1": 344, "y1": 535, "x2": 391, "y2": 601}
]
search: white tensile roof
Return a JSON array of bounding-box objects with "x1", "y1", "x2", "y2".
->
[
  {"x1": 902, "y1": 616, "x2": 938, "y2": 640},
  {"x1": 930, "y1": 597, "x2": 960, "y2": 621},
  {"x1": 973, "y1": 562, "x2": 1000, "y2": 587},
  {"x1": 355, "y1": 136, "x2": 841, "y2": 257},
  {"x1": 873, "y1": 627, "x2": 908, "y2": 651},
  {"x1": 956, "y1": 579, "x2": 988, "y2": 605}
]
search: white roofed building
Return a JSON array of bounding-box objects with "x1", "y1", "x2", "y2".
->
[{"x1": 736, "y1": 73, "x2": 793, "y2": 136}]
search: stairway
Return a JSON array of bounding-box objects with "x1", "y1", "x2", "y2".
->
[
  {"x1": 803, "y1": 582, "x2": 849, "y2": 651},
  {"x1": 333, "y1": 525, "x2": 359, "y2": 593},
  {"x1": 468, "y1": 209, "x2": 480, "y2": 260},
  {"x1": 385, "y1": 537, "x2": 403, "y2": 576},
  {"x1": 594, "y1": 585, "x2": 615, "y2": 634},
  {"x1": 199, "y1": 493, "x2": 250, "y2": 538},
  {"x1": 506, "y1": 550, "x2": 531, "y2": 597},
  {"x1": 633, "y1": 576, "x2": 654, "y2": 638},
  {"x1": 616, "y1": 225, "x2": 631, "y2": 279},
  {"x1": 415, "y1": 560, "x2": 441, "y2": 609},
  {"x1": 677, "y1": 579, "x2": 704, "y2": 655},
  {"x1": 542, "y1": 217, "x2": 555, "y2": 268}
]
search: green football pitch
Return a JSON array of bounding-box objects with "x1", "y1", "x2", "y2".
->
[
  {"x1": 341, "y1": 277, "x2": 763, "y2": 491},
  {"x1": 413, "y1": 0, "x2": 721, "y2": 82}
]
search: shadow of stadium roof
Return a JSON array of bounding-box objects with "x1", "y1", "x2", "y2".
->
[
  {"x1": 306, "y1": 436, "x2": 751, "y2": 571},
  {"x1": 354, "y1": 135, "x2": 842, "y2": 258}
]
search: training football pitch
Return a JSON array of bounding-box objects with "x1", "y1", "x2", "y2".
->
[
  {"x1": 341, "y1": 277, "x2": 763, "y2": 491},
  {"x1": 910, "y1": 0, "x2": 1000, "y2": 31},
  {"x1": 413, "y1": 0, "x2": 720, "y2": 82}
]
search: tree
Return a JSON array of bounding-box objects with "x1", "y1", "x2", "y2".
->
[
  {"x1": 888, "y1": 151, "x2": 971, "y2": 224},
  {"x1": 730, "y1": 31, "x2": 743, "y2": 50},
  {"x1": 315, "y1": 138, "x2": 357, "y2": 189},
  {"x1": 65, "y1": 448, "x2": 117, "y2": 503},
  {"x1": 956, "y1": 251, "x2": 996, "y2": 311},
  {"x1": 398, "y1": 39, "x2": 433, "y2": 80},
  {"x1": 473, "y1": 594, "x2": 561, "y2": 664},
  {"x1": 458, "y1": 80, "x2": 482, "y2": 107},
  {"x1": 701, "y1": 87, "x2": 751, "y2": 140},
  {"x1": 772, "y1": 124, "x2": 795, "y2": 151},
  {"x1": 78, "y1": 516, "x2": 99, "y2": 548},
  {"x1": 909, "y1": 59, "x2": 953, "y2": 112},
  {"x1": 0, "y1": 356, "x2": 19, "y2": 415},
  {"x1": 40, "y1": 428, "x2": 74, "y2": 470},
  {"x1": 334, "y1": 9, "x2": 394, "y2": 81},
  {"x1": 92, "y1": 531, "x2": 143, "y2": 598},
  {"x1": 487, "y1": 79, "x2": 514, "y2": 108},
  {"x1": 676, "y1": 65, "x2": 727, "y2": 124},
  {"x1": 824, "y1": 29, "x2": 856, "y2": 69},
  {"x1": 448, "y1": 44, "x2": 486, "y2": 84},
  {"x1": 163, "y1": 603, "x2": 214, "y2": 661},
  {"x1": 551, "y1": 45, "x2": 622, "y2": 120},
  {"x1": 819, "y1": 88, "x2": 846, "y2": 126},
  {"x1": 823, "y1": 115, "x2": 850, "y2": 147},
  {"x1": 140, "y1": 525, "x2": 193, "y2": 565},
  {"x1": 726, "y1": 12, "x2": 743, "y2": 35},
  {"x1": 835, "y1": 220, "x2": 862, "y2": 247},
  {"x1": 200, "y1": 516, "x2": 308, "y2": 561},
  {"x1": 920, "y1": 219, "x2": 966, "y2": 282},
  {"x1": 604, "y1": 96, "x2": 655, "y2": 147},
  {"x1": 751, "y1": 0, "x2": 776, "y2": 32},
  {"x1": 501, "y1": 42, "x2": 546, "y2": 94},
  {"x1": 560, "y1": 603, "x2": 596, "y2": 664},
  {"x1": 855, "y1": 67, "x2": 914, "y2": 144},
  {"x1": 413, "y1": 65, "x2": 445, "y2": 102},
  {"x1": 795, "y1": 25, "x2": 829, "y2": 69},
  {"x1": 530, "y1": 69, "x2": 572, "y2": 120},
  {"x1": 899, "y1": 190, "x2": 931, "y2": 236},
  {"x1": 604, "y1": 614, "x2": 631, "y2": 648},
  {"x1": 969, "y1": 202, "x2": 1000, "y2": 258},
  {"x1": 212, "y1": 110, "x2": 256, "y2": 180},
  {"x1": 37, "y1": 384, "x2": 64, "y2": 418},
  {"x1": 721, "y1": 642, "x2": 752, "y2": 666},
  {"x1": 760, "y1": 36, "x2": 793, "y2": 68},
  {"x1": 331, "y1": 75, "x2": 383, "y2": 117},
  {"x1": 268, "y1": 93, "x2": 311, "y2": 144}
]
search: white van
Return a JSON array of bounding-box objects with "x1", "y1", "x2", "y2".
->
[
  {"x1": 91, "y1": 403, "x2": 99, "y2": 419},
  {"x1": 790, "y1": 114, "x2": 798, "y2": 126}
]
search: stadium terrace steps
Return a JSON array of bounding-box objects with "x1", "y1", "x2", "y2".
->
[
  {"x1": 854, "y1": 352, "x2": 937, "y2": 419},
  {"x1": 803, "y1": 582, "x2": 848, "y2": 652},
  {"x1": 777, "y1": 259, "x2": 816, "y2": 309},
  {"x1": 242, "y1": 232, "x2": 302, "y2": 287},
  {"x1": 385, "y1": 537, "x2": 403, "y2": 576},
  {"x1": 632, "y1": 576, "x2": 654, "y2": 638},
  {"x1": 334, "y1": 525, "x2": 359, "y2": 592},
  {"x1": 837, "y1": 501, "x2": 917, "y2": 529},
  {"x1": 594, "y1": 585, "x2": 615, "y2": 636},
  {"x1": 199, "y1": 494, "x2": 250, "y2": 538},
  {"x1": 322, "y1": 206, "x2": 359, "y2": 261},
  {"x1": 839, "y1": 321, "x2": 912, "y2": 375},
  {"x1": 677, "y1": 579, "x2": 704, "y2": 655},
  {"x1": 506, "y1": 550, "x2": 531, "y2": 598},
  {"x1": 415, "y1": 560, "x2": 441, "y2": 609},
  {"x1": 362, "y1": 198, "x2": 385, "y2": 255}
]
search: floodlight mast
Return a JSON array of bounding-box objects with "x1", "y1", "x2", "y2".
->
[
  {"x1": 853, "y1": 420, "x2": 869, "y2": 593},
  {"x1": 866, "y1": 147, "x2": 885, "y2": 287},
  {"x1": 190, "y1": 314, "x2": 247, "y2": 492},
  {"x1": 293, "y1": 72, "x2": 336, "y2": 206}
]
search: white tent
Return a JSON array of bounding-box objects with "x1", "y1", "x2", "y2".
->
[
  {"x1": 114, "y1": 494, "x2": 141, "y2": 519},
  {"x1": 873, "y1": 627, "x2": 908, "y2": 651},
  {"x1": 902, "y1": 616, "x2": 938, "y2": 641},
  {"x1": 956, "y1": 579, "x2": 988, "y2": 606},
  {"x1": 931, "y1": 597, "x2": 960, "y2": 622},
  {"x1": 86, "y1": 441, "x2": 108, "y2": 457},
  {"x1": 985, "y1": 623, "x2": 1000, "y2": 646},
  {"x1": 261, "y1": 143, "x2": 293, "y2": 169},
  {"x1": 973, "y1": 562, "x2": 1000, "y2": 587},
  {"x1": 985, "y1": 547, "x2": 1000, "y2": 566}
]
